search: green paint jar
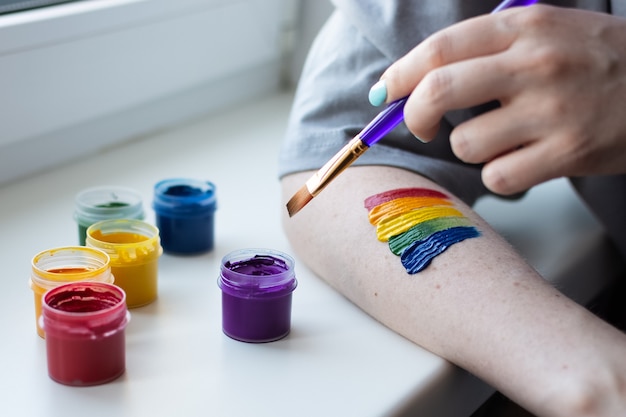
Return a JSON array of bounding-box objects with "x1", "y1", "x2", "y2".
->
[{"x1": 74, "y1": 186, "x2": 145, "y2": 245}]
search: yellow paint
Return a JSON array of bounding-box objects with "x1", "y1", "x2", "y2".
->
[
  {"x1": 86, "y1": 220, "x2": 162, "y2": 308},
  {"x1": 368, "y1": 196, "x2": 453, "y2": 225},
  {"x1": 89, "y1": 230, "x2": 148, "y2": 244},
  {"x1": 108, "y1": 260, "x2": 159, "y2": 308},
  {"x1": 375, "y1": 206, "x2": 463, "y2": 241}
]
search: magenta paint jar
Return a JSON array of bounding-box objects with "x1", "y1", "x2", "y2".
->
[
  {"x1": 218, "y1": 249, "x2": 297, "y2": 343},
  {"x1": 152, "y1": 178, "x2": 217, "y2": 255},
  {"x1": 40, "y1": 281, "x2": 130, "y2": 386}
]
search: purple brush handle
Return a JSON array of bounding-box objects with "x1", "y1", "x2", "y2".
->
[
  {"x1": 492, "y1": 0, "x2": 539, "y2": 13},
  {"x1": 359, "y1": 0, "x2": 539, "y2": 148},
  {"x1": 360, "y1": 98, "x2": 406, "y2": 147}
]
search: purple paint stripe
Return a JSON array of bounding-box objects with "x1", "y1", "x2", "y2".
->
[{"x1": 400, "y1": 226, "x2": 481, "y2": 274}]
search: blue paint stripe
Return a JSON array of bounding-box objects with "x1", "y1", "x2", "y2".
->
[{"x1": 400, "y1": 226, "x2": 481, "y2": 274}]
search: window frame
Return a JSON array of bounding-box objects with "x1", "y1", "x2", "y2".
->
[{"x1": 0, "y1": 0, "x2": 288, "y2": 185}]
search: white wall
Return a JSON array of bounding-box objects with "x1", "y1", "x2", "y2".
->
[
  {"x1": 0, "y1": 0, "x2": 292, "y2": 186},
  {"x1": 288, "y1": 0, "x2": 333, "y2": 85}
]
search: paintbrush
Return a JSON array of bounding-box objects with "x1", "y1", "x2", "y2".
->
[
  {"x1": 286, "y1": 0, "x2": 539, "y2": 217},
  {"x1": 286, "y1": 98, "x2": 405, "y2": 216}
]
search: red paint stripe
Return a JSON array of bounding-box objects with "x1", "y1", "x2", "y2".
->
[{"x1": 364, "y1": 188, "x2": 449, "y2": 211}]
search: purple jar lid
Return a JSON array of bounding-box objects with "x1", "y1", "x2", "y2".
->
[{"x1": 218, "y1": 249, "x2": 297, "y2": 299}]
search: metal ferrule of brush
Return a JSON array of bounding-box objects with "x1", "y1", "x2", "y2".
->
[{"x1": 305, "y1": 137, "x2": 369, "y2": 197}]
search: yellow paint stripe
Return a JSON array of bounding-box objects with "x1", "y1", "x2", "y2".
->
[
  {"x1": 376, "y1": 206, "x2": 463, "y2": 241},
  {"x1": 368, "y1": 196, "x2": 452, "y2": 225}
]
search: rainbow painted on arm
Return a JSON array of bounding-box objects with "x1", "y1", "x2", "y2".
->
[{"x1": 364, "y1": 188, "x2": 480, "y2": 274}]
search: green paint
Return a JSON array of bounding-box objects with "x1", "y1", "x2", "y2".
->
[
  {"x1": 96, "y1": 202, "x2": 130, "y2": 208},
  {"x1": 78, "y1": 202, "x2": 133, "y2": 245},
  {"x1": 388, "y1": 216, "x2": 472, "y2": 255}
]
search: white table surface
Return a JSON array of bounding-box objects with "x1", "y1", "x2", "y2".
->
[{"x1": 0, "y1": 91, "x2": 619, "y2": 417}]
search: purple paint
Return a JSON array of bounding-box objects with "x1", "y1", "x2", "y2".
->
[{"x1": 218, "y1": 249, "x2": 297, "y2": 343}]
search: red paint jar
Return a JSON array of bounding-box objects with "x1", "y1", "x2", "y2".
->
[{"x1": 40, "y1": 281, "x2": 130, "y2": 386}]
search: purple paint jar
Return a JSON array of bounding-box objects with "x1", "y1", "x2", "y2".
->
[
  {"x1": 152, "y1": 178, "x2": 217, "y2": 255},
  {"x1": 218, "y1": 249, "x2": 297, "y2": 343}
]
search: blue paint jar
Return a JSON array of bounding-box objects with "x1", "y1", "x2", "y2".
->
[{"x1": 152, "y1": 178, "x2": 217, "y2": 255}]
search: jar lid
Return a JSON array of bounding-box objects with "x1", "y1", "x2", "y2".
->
[
  {"x1": 30, "y1": 246, "x2": 112, "y2": 289},
  {"x1": 41, "y1": 281, "x2": 129, "y2": 338},
  {"x1": 218, "y1": 249, "x2": 297, "y2": 298},
  {"x1": 153, "y1": 178, "x2": 217, "y2": 216},
  {"x1": 85, "y1": 219, "x2": 163, "y2": 264},
  {"x1": 74, "y1": 186, "x2": 144, "y2": 226}
]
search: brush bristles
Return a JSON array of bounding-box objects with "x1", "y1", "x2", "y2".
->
[{"x1": 286, "y1": 185, "x2": 313, "y2": 217}]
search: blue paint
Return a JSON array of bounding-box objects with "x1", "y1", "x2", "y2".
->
[
  {"x1": 400, "y1": 226, "x2": 481, "y2": 274},
  {"x1": 152, "y1": 178, "x2": 217, "y2": 255}
]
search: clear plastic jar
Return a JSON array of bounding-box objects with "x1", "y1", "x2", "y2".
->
[
  {"x1": 218, "y1": 248, "x2": 297, "y2": 343},
  {"x1": 74, "y1": 186, "x2": 145, "y2": 245},
  {"x1": 152, "y1": 178, "x2": 217, "y2": 255},
  {"x1": 30, "y1": 246, "x2": 114, "y2": 338},
  {"x1": 41, "y1": 281, "x2": 129, "y2": 386},
  {"x1": 86, "y1": 219, "x2": 162, "y2": 308}
]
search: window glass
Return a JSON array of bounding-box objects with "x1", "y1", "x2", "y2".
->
[{"x1": 0, "y1": 0, "x2": 80, "y2": 15}]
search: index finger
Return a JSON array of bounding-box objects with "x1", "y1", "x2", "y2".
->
[{"x1": 379, "y1": 8, "x2": 526, "y2": 104}]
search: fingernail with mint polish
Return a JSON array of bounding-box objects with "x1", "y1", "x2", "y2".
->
[
  {"x1": 413, "y1": 134, "x2": 427, "y2": 144},
  {"x1": 368, "y1": 80, "x2": 387, "y2": 107}
]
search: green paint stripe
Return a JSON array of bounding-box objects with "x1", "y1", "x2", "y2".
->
[{"x1": 388, "y1": 216, "x2": 473, "y2": 255}]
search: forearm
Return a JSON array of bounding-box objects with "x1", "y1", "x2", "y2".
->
[{"x1": 281, "y1": 166, "x2": 626, "y2": 417}]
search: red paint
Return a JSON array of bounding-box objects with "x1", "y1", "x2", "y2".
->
[
  {"x1": 364, "y1": 188, "x2": 448, "y2": 211},
  {"x1": 41, "y1": 282, "x2": 129, "y2": 386}
]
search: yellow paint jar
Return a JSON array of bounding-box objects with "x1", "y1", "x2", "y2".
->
[
  {"x1": 30, "y1": 246, "x2": 114, "y2": 338},
  {"x1": 86, "y1": 219, "x2": 162, "y2": 308}
]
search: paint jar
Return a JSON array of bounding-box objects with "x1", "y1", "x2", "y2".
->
[
  {"x1": 218, "y1": 248, "x2": 297, "y2": 343},
  {"x1": 30, "y1": 246, "x2": 114, "y2": 338},
  {"x1": 86, "y1": 219, "x2": 162, "y2": 308},
  {"x1": 40, "y1": 281, "x2": 130, "y2": 386},
  {"x1": 152, "y1": 178, "x2": 217, "y2": 255},
  {"x1": 74, "y1": 186, "x2": 145, "y2": 246}
]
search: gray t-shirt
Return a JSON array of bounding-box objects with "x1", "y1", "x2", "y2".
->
[{"x1": 279, "y1": 0, "x2": 626, "y2": 259}]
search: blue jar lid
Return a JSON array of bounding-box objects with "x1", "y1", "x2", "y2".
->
[{"x1": 152, "y1": 178, "x2": 217, "y2": 216}]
